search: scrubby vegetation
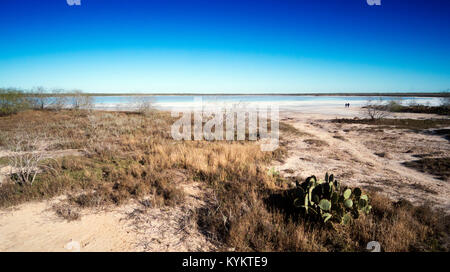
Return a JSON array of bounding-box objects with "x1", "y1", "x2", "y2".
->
[
  {"x1": 0, "y1": 110, "x2": 185, "y2": 208},
  {"x1": 388, "y1": 105, "x2": 450, "y2": 116},
  {"x1": 359, "y1": 97, "x2": 450, "y2": 122},
  {"x1": 198, "y1": 163, "x2": 449, "y2": 252},
  {"x1": 403, "y1": 157, "x2": 450, "y2": 181},
  {"x1": 0, "y1": 104, "x2": 448, "y2": 251},
  {"x1": 0, "y1": 87, "x2": 94, "y2": 116},
  {"x1": 365, "y1": 99, "x2": 450, "y2": 116},
  {"x1": 333, "y1": 118, "x2": 450, "y2": 131},
  {"x1": 0, "y1": 88, "x2": 29, "y2": 116}
]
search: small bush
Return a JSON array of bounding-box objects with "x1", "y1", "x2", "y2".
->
[
  {"x1": 67, "y1": 90, "x2": 94, "y2": 111},
  {"x1": 53, "y1": 203, "x2": 80, "y2": 221},
  {"x1": 0, "y1": 88, "x2": 30, "y2": 116},
  {"x1": 386, "y1": 100, "x2": 403, "y2": 112},
  {"x1": 130, "y1": 96, "x2": 155, "y2": 116}
]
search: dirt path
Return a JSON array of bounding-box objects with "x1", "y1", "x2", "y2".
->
[{"x1": 274, "y1": 111, "x2": 450, "y2": 212}]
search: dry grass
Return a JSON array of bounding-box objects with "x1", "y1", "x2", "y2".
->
[
  {"x1": 0, "y1": 110, "x2": 286, "y2": 209},
  {"x1": 53, "y1": 203, "x2": 80, "y2": 221},
  {"x1": 0, "y1": 109, "x2": 448, "y2": 251},
  {"x1": 304, "y1": 138, "x2": 329, "y2": 147},
  {"x1": 386, "y1": 104, "x2": 450, "y2": 116},
  {"x1": 0, "y1": 110, "x2": 187, "y2": 208},
  {"x1": 198, "y1": 171, "x2": 449, "y2": 251}
]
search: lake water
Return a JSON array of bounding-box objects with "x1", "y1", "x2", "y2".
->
[{"x1": 92, "y1": 95, "x2": 441, "y2": 111}]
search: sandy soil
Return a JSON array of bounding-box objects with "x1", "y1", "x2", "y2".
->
[
  {"x1": 0, "y1": 198, "x2": 137, "y2": 252},
  {"x1": 0, "y1": 180, "x2": 215, "y2": 252}
]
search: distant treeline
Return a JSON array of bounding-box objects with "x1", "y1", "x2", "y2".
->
[
  {"x1": 0, "y1": 87, "x2": 157, "y2": 117},
  {"x1": 55, "y1": 92, "x2": 450, "y2": 97},
  {"x1": 2, "y1": 86, "x2": 449, "y2": 97},
  {"x1": 0, "y1": 88, "x2": 93, "y2": 116}
]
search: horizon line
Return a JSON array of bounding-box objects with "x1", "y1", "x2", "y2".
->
[{"x1": 17, "y1": 92, "x2": 450, "y2": 97}]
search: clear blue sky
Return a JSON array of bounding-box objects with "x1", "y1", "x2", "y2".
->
[{"x1": 0, "y1": 0, "x2": 449, "y2": 93}]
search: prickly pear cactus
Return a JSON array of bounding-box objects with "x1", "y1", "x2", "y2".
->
[{"x1": 293, "y1": 173, "x2": 372, "y2": 225}]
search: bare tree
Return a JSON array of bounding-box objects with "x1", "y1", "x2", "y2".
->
[
  {"x1": 49, "y1": 89, "x2": 69, "y2": 110},
  {"x1": 69, "y1": 90, "x2": 94, "y2": 110},
  {"x1": 408, "y1": 97, "x2": 418, "y2": 106},
  {"x1": 28, "y1": 87, "x2": 70, "y2": 111},
  {"x1": 7, "y1": 133, "x2": 50, "y2": 185},
  {"x1": 441, "y1": 97, "x2": 450, "y2": 107},
  {"x1": 0, "y1": 88, "x2": 29, "y2": 116},
  {"x1": 362, "y1": 97, "x2": 389, "y2": 120},
  {"x1": 29, "y1": 87, "x2": 51, "y2": 110},
  {"x1": 131, "y1": 96, "x2": 155, "y2": 116},
  {"x1": 439, "y1": 89, "x2": 450, "y2": 107}
]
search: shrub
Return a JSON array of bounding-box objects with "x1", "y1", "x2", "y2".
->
[
  {"x1": 68, "y1": 90, "x2": 94, "y2": 110},
  {"x1": 386, "y1": 100, "x2": 403, "y2": 112},
  {"x1": 0, "y1": 88, "x2": 30, "y2": 116},
  {"x1": 27, "y1": 87, "x2": 69, "y2": 110},
  {"x1": 7, "y1": 134, "x2": 52, "y2": 185},
  {"x1": 361, "y1": 98, "x2": 389, "y2": 120},
  {"x1": 130, "y1": 96, "x2": 155, "y2": 116},
  {"x1": 53, "y1": 203, "x2": 80, "y2": 221}
]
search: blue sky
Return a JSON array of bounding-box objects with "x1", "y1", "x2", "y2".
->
[{"x1": 0, "y1": 0, "x2": 449, "y2": 93}]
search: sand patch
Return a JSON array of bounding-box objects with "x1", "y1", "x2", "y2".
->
[{"x1": 0, "y1": 181, "x2": 216, "y2": 252}]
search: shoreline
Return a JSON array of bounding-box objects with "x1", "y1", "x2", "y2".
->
[
  {"x1": 21, "y1": 92, "x2": 450, "y2": 97},
  {"x1": 85, "y1": 93, "x2": 450, "y2": 97}
]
